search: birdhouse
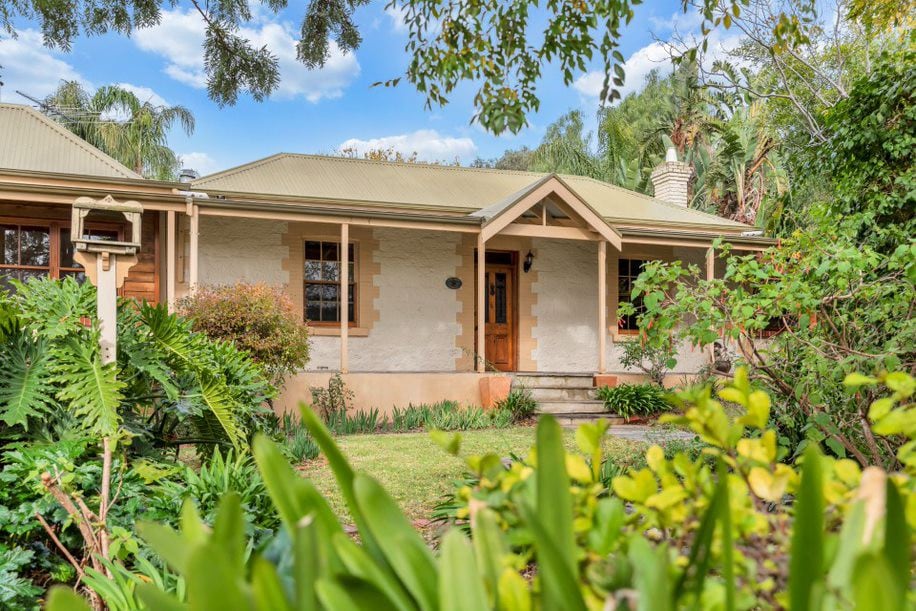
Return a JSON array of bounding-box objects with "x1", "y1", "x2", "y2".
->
[{"x1": 70, "y1": 195, "x2": 143, "y2": 255}]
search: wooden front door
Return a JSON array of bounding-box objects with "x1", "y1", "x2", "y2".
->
[{"x1": 478, "y1": 254, "x2": 517, "y2": 371}]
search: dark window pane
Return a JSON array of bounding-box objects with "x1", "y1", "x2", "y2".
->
[
  {"x1": 321, "y1": 301, "x2": 338, "y2": 322},
  {"x1": 347, "y1": 243, "x2": 355, "y2": 259},
  {"x1": 305, "y1": 284, "x2": 322, "y2": 301},
  {"x1": 19, "y1": 269, "x2": 45, "y2": 284},
  {"x1": 305, "y1": 303, "x2": 320, "y2": 321},
  {"x1": 322, "y1": 242, "x2": 338, "y2": 261},
  {"x1": 494, "y1": 272, "x2": 507, "y2": 324},
  {"x1": 305, "y1": 241, "x2": 321, "y2": 260},
  {"x1": 1, "y1": 226, "x2": 16, "y2": 265},
  {"x1": 20, "y1": 227, "x2": 50, "y2": 267},
  {"x1": 60, "y1": 229, "x2": 78, "y2": 268},
  {"x1": 60, "y1": 270, "x2": 86, "y2": 284},
  {"x1": 347, "y1": 302, "x2": 354, "y2": 322},
  {"x1": 304, "y1": 260, "x2": 321, "y2": 280},
  {"x1": 320, "y1": 284, "x2": 339, "y2": 301},
  {"x1": 618, "y1": 258, "x2": 628, "y2": 275}
]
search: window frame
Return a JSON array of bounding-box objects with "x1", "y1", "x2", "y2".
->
[
  {"x1": 303, "y1": 239, "x2": 358, "y2": 327},
  {"x1": 0, "y1": 216, "x2": 123, "y2": 289}
]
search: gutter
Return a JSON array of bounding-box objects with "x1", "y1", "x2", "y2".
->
[{"x1": 620, "y1": 226, "x2": 777, "y2": 246}]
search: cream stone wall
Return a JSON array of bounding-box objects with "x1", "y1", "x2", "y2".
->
[
  {"x1": 304, "y1": 228, "x2": 463, "y2": 371},
  {"x1": 531, "y1": 239, "x2": 601, "y2": 372},
  {"x1": 198, "y1": 216, "x2": 289, "y2": 286}
]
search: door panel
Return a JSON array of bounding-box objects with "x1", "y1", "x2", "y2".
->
[{"x1": 479, "y1": 261, "x2": 516, "y2": 371}]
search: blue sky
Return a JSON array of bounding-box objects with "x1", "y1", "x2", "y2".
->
[{"x1": 0, "y1": 0, "x2": 728, "y2": 175}]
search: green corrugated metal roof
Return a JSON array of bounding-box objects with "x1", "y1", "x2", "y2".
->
[
  {"x1": 0, "y1": 103, "x2": 142, "y2": 180},
  {"x1": 192, "y1": 152, "x2": 750, "y2": 231}
]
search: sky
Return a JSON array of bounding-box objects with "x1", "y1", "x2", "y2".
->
[{"x1": 0, "y1": 0, "x2": 737, "y2": 176}]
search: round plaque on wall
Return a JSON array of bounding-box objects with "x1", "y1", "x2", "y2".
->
[{"x1": 445, "y1": 277, "x2": 462, "y2": 289}]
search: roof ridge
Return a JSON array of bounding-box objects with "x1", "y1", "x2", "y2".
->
[
  {"x1": 193, "y1": 152, "x2": 289, "y2": 185},
  {"x1": 4, "y1": 104, "x2": 143, "y2": 180}
]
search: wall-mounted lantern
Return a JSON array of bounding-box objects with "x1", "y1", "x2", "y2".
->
[
  {"x1": 523, "y1": 250, "x2": 534, "y2": 273},
  {"x1": 70, "y1": 195, "x2": 143, "y2": 364}
]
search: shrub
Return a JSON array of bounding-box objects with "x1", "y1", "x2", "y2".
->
[
  {"x1": 0, "y1": 277, "x2": 272, "y2": 453},
  {"x1": 178, "y1": 282, "x2": 310, "y2": 387},
  {"x1": 494, "y1": 386, "x2": 537, "y2": 422},
  {"x1": 50, "y1": 370, "x2": 914, "y2": 610},
  {"x1": 280, "y1": 412, "x2": 320, "y2": 462},
  {"x1": 310, "y1": 373, "x2": 352, "y2": 421},
  {"x1": 617, "y1": 338, "x2": 676, "y2": 386},
  {"x1": 596, "y1": 383, "x2": 670, "y2": 420}
]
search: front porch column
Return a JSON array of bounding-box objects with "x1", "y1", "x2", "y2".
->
[
  {"x1": 166, "y1": 210, "x2": 176, "y2": 311},
  {"x1": 598, "y1": 240, "x2": 607, "y2": 373},
  {"x1": 706, "y1": 246, "x2": 715, "y2": 280},
  {"x1": 476, "y1": 233, "x2": 486, "y2": 373},
  {"x1": 340, "y1": 222, "x2": 349, "y2": 373},
  {"x1": 188, "y1": 203, "x2": 199, "y2": 292}
]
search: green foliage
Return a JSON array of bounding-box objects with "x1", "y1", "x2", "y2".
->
[
  {"x1": 0, "y1": 544, "x2": 42, "y2": 608},
  {"x1": 618, "y1": 339, "x2": 676, "y2": 386},
  {"x1": 178, "y1": 283, "x2": 310, "y2": 388},
  {"x1": 148, "y1": 449, "x2": 278, "y2": 538},
  {"x1": 623, "y1": 232, "x2": 915, "y2": 465},
  {"x1": 596, "y1": 383, "x2": 671, "y2": 421},
  {"x1": 49, "y1": 367, "x2": 914, "y2": 610},
  {"x1": 812, "y1": 47, "x2": 915, "y2": 252},
  {"x1": 493, "y1": 386, "x2": 537, "y2": 422}
]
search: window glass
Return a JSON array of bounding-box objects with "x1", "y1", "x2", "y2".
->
[
  {"x1": 303, "y1": 240, "x2": 357, "y2": 323},
  {"x1": 617, "y1": 258, "x2": 648, "y2": 332}
]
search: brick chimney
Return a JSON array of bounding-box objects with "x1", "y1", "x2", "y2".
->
[{"x1": 650, "y1": 147, "x2": 693, "y2": 207}]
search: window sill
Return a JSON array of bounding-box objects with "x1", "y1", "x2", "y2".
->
[
  {"x1": 308, "y1": 326, "x2": 370, "y2": 337},
  {"x1": 611, "y1": 330, "x2": 641, "y2": 342}
]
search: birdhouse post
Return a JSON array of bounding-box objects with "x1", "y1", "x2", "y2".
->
[{"x1": 70, "y1": 195, "x2": 143, "y2": 364}]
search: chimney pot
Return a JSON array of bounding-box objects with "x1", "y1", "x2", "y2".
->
[{"x1": 178, "y1": 168, "x2": 199, "y2": 183}]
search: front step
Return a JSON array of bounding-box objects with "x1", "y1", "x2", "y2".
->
[
  {"x1": 536, "y1": 400, "x2": 606, "y2": 414},
  {"x1": 548, "y1": 413, "x2": 627, "y2": 427},
  {"x1": 513, "y1": 373, "x2": 594, "y2": 389},
  {"x1": 529, "y1": 386, "x2": 597, "y2": 402}
]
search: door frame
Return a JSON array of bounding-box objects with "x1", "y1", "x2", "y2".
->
[{"x1": 474, "y1": 249, "x2": 519, "y2": 372}]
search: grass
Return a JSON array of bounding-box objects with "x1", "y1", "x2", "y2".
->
[{"x1": 297, "y1": 425, "x2": 648, "y2": 522}]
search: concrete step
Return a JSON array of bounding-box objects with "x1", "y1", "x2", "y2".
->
[
  {"x1": 546, "y1": 413, "x2": 627, "y2": 427},
  {"x1": 536, "y1": 400, "x2": 607, "y2": 415},
  {"x1": 529, "y1": 386, "x2": 597, "y2": 402},
  {"x1": 513, "y1": 373, "x2": 594, "y2": 389}
]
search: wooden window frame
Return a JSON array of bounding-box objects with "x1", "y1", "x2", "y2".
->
[
  {"x1": 303, "y1": 239, "x2": 358, "y2": 327},
  {"x1": 0, "y1": 216, "x2": 122, "y2": 288}
]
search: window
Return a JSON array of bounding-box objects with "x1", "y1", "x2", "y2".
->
[
  {"x1": 0, "y1": 220, "x2": 120, "y2": 293},
  {"x1": 304, "y1": 240, "x2": 356, "y2": 324},
  {"x1": 617, "y1": 258, "x2": 648, "y2": 333}
]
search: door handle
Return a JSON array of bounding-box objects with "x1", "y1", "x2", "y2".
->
[{"x1": 489, "y1": 283, "x2": 495, "y2": 295}]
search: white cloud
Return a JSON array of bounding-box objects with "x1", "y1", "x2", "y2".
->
[
  {"x1": 179, "y1": 152, "x2": 221, "y2": 176},
  {"x1": 385, "y1": 5, "x2": 409, "y2": 32},
  {"x1": 115, "y1": 83, "x2": 170, "y2": 107},
  {"x1": 0, "y1": 30, "x2": 84, "y2": 101},
  {"x1": 573, "y1": 22, "x2": 742, "y2": 103},
  {"x1": 133, "y1": 9, "x2": 360, "y2": 102},
  {"x1": 338, "y1": 129, "x2": 478, "y2": 163},
  {"x1": 573, "y1": 41, "x2": 672, "y2": 101}
]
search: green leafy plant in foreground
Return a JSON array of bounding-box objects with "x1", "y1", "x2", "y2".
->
[
  {"x1": 47, "y1": 368, "x2": 913, "y2": 610},
  {"x1": 597, "y1": 383, "x2": 671, "y2": 420}
]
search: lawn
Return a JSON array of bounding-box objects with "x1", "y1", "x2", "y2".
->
[{"x1": 297, "y1": 425, "x2": 649, "y2": 522}]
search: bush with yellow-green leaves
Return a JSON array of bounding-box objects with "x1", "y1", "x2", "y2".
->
[{"x1": 47, "y1": 368, "x2": 912, "y2": 610}]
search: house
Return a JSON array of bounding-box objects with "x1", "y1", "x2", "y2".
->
[{"x1": 0, "y1": 103, "x2": 772, "y2": 414}]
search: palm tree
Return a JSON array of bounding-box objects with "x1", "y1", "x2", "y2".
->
[{"x1": 43, "y1": 81, "x2": 195, "y2": 180}]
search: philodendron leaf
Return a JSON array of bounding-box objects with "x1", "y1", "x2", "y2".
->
[
  {"x1": 439, "y1": 529, "x2": 489, "y2": 611},
  {"x1": 789, "y1": 445, "x2": 825, "y2": 611}
]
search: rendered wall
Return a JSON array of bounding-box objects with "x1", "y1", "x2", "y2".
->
[
  {"x1": 198, "y1": 216, "x2": 289, "y2": 286},
  {"x1": 305, "y1": 228, "x2": 463, "y2": 372}
]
